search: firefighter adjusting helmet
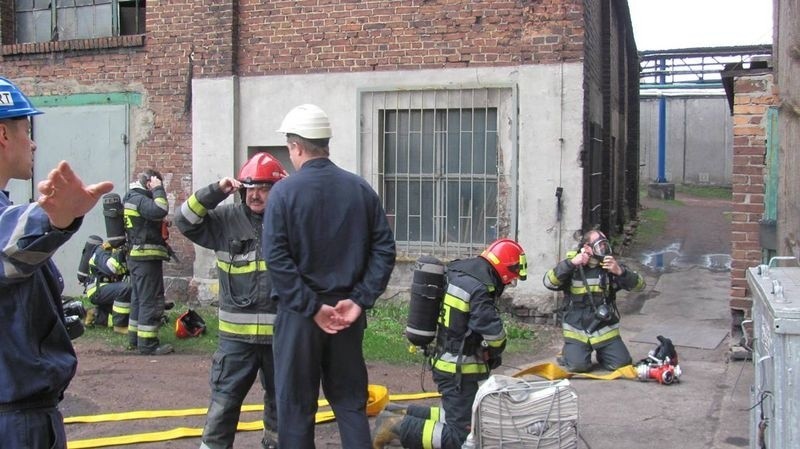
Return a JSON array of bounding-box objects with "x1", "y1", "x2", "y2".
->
[
  {"x1": 238, "y1": 152, "x2": 288, "y2": 188},
  {"x1": 0, "y1": 77, "x2": 43, "y2": 120},
  {"x1": 480, "y1": 238, "x2": 528, "y2": 285},
  {"x1": 276, "y1": 104, "x2": 332, "y2": 139},
  {"x1": 175, "y1": 309, "x2": 206, "y2": 338}
]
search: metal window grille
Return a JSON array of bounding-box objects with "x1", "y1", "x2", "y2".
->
[
  {"x1": 360, "y1": 88, "x2": 515, "y2": 260},
  {"x1": 14, "y1": 0, "x2": 143, "y2": 44}
]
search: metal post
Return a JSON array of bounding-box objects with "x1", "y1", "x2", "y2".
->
[{"x1": 656, "y1": 57, "x2": 667, "y2": 183}]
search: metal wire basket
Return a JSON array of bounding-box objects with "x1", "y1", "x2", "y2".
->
[{"x1": 464, "y1": 375, "x2": 579, "y2": 449}]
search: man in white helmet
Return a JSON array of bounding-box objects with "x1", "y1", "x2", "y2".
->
[
  {"x1": 263, "y1": 104, "x2": 396, "y2": 449},
  {"x1": 0, "y1": 76, "x2": 113, "y2": 448}
]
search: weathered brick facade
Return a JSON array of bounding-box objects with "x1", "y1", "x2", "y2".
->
[
  {"x1": 1, "y1": 0, "x2": 638, "y2": 307},
  {"x1": 729, "y1": 74, "x2": 776, "y2": 315}
]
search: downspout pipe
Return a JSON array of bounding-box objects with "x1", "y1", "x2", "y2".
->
[{"x1": 657, "y1": 57, "x2": 667, "y2": 183}]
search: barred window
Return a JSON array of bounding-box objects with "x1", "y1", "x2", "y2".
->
[
  {"x1": 361, "y1": 88, "x2": 516, "y2": 259},
  {"x1": 15, "y1": 0, "x2": 144, "y2": 44}
]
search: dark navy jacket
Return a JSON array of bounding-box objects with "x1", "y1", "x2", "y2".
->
[
  {"x1": 263, "y1": 158, "x2": 396, "y2": 318},
  {"x1": 0, "y1": 191, "x2": 78, "y2": 404}
]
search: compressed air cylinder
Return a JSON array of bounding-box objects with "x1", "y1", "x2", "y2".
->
[
  {"x1": 405, "y1": 255, "x2": 446, "y2": 348},
  {"x1": 102, "y1": 193, "x2": 126, "y2": 248},
  {"x1": 77, "y1": 235, "x2": 103, "y2": 284}
]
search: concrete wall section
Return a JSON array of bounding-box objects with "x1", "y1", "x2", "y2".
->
[
  {"x1": 193, "y1": 64, "x2": 585, "y2": 310},
  {"x1": 639, "y1": 95, "x2": 733, "y2": 185},
  {"x1": 190, "y1": 78, "x2": 239, "y2": 303}
]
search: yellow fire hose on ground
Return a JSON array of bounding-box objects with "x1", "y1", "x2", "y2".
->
[
  {"x1": 65, "y1": 386, "x2": 438, "y2": 448},
  {"x1": 65, "y1": 363, "x2": 635, "y2": 448}
]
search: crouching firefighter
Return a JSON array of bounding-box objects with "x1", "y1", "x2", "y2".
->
[
  {"x1": 81, "y1": 237, "x2": 131, "y2": 333},
  {"x1": 543, "y1": 229, "x2": 645, "y2": 373},
  {"x1": 372, "y1": 239, "x2": 527, "y2": 449},
  {"x1": 176, "y1": 152, "x2": 288, "y2": 449}
]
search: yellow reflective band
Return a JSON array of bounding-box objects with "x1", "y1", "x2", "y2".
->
[
  {"x1": 123, "y1": 209, "x2": 141, "y2": 217},
  {"x1": 130, "y1": 248, "x2": 169, "y2": 258},
  {"x1": 216, "y1": 260, "x2": 266, "y2": 274},
  {"x1": 546, "y1": 270, "x2": 561, "y2": 286},
  {"x1": 569, "y1": 285, "x2": 605, "y2": 295},
  {"x1": 442, "y1": 293, "x2": 469, "y2": 312},
  {"x1": 484, "y1": 252, "x2": 500, "y2": 265},
  {"x1": 518, "y1": 254, "x2": 528, "y2": 278},
  {"x1": 112, "y1": 304, "x2": 130, "y2": 314},
  {"x1": 589, "y1": 328, "x2": 620, "y2": 345},
  {"x1": 430, "y1": 407, "x2": 441, "y2": 421},
  {"x1": 155, "y1": 197, "x2": 168, "y2": 207},
  {"x1": 137, "y1": 329, "x2": 158, "y2": 339},
  {"x1": 218, "y1": 321, "x2": 273, "y2": 336},
  {"x1": 563, "y1": 327, "x2": 621, "y2": 345},
  {"x1": 187, "y1": 194, "x2": 206, "y2": 217},
  {"x1": 422, "y1": 419, "x2": 437, "y2": 449},
  {"x1": 485, "y1": 338, "x2": 505, "y2": 348},
  {"x1": 432, "y1": 359, "x2": 488, "y2": 374}
]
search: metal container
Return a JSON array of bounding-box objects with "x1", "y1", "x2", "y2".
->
[{"x1": 746, "y1": 265, "x2": 800, "y2": 449}]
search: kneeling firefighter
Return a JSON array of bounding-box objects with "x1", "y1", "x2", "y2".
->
[
  {"x1": 543, "y1": 229, "x2": 645, "y2": 373},
  {"x1": 373, "y1": 238, "x2": 527, "y2": 449},
  {"x1": 175, "y1": 152, "x2": 288, "y2": 449},
  {"x1": 83, "y1": 238, "x2": 131, "y2": 333}
]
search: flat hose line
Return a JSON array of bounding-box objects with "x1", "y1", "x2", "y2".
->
[{"x1": 65, "y1": 364, "x2": 636, "y2": 448}]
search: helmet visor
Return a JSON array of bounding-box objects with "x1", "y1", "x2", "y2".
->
[
  {"x1": 591, "y1": 238, "x2": 612, "y2": 258},
  {"x1": 509, "y1": 254, "x2": 528, "y2": 281}
]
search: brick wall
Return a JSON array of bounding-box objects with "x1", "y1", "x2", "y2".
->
[
  {"x1": 729, "y1": 74, "x2": 776, "y2": 314},
  {"x1": 236, "y1": 0, "x2": 585, "y2": 75},
  {"x1": 0, "y1": 0, "x2": 242, "y2": 279}
]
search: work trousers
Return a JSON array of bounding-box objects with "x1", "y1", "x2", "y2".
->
[
  {"x1": 562, "y1": 334, "x2": 632, "y2": 372},
  {"x1": 273, "y1": 308, "x2": 370, "y2": 449},
  {"x1": 200, "y1": 338, "x2": 277, "y2": 449},
  {"x1": 127, "y1": 259, "x2": 166, "y2": 352},
  {"x1": 89, "y1": 282, "x2": 131, "y2": 328},
  {"x1": 398, "y1": 371, "x2": 478, "y2": 449},
  {"x1": 0, "y1": 406, "x2": 66, "y2": 449}
]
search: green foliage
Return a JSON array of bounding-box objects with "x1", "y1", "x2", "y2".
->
[
  {"x1": 364, "y1": 302, "x2": 538, "y2": 365},
  {"x1": 79, "y1": 299, "x2": 539, "y2": 365},
  {"x1": 676, "y1": 184, "x2": 732, "y2": 200},
  {"x1": 79, "y1": 298, "x2": 219, "y2": 354},
  {"x1": 634, "y1": 207, "x2": 668, "y2": 243}
]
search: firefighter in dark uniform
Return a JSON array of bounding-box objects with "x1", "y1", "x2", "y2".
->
[
  {"x1": 84, "y1": 239, "x2": 131, "y2": 333},
  {"x1": 544, "y1": 229, "x2": 645, "y2": 372},
  {"x1": 0, "y1": 76, "x2": 113, "y2": 448},
  {"x1": 123, "y1": 169, "x2": 173, "y2": 355},
  {"x1": 176, "y1": 152, "x2": 288, "y2": 449},
  {"x1": 372, "y1": 239, "x2": 527, "y2": 449},
  {"x1": 264, "y1": 104, "x2": 396, "y2": 449}
]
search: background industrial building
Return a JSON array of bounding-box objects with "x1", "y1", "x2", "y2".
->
[{"x1": 2, "y1": 0, "x2": 795, "y2": 328}]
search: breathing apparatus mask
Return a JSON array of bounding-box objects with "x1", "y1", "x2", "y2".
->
[{"x1": 585, "y1": 237, "x2": 612, "y2": 267}]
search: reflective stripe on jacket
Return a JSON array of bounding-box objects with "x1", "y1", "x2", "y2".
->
[
  {"x1": 176, "y1": 182, "x2": 275, "y2": 344},
  {"x1": 123, "y1": 183, "x2": 169, "y2": 261},
  {"x1": 544, "y1": 250, "x2": 645, "y2": 342},
  {"x1": 432, "y1": 257, "x2": 506, "y2": 381}
]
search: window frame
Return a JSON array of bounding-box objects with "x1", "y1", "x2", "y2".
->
[
  {"x1": 359, "y1": 86, "x2": 518, "y2": 260},
  {"x1": 13, "y1": 0, "x2": 145, "y2": 44}
]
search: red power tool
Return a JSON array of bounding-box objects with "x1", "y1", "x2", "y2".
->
[{"x1": 635, "y1": 335, "x2": 682, "y2": 385}]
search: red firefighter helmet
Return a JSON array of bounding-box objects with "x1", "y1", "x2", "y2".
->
[
  {"x1": 175, "y1": 309, "x2": 207, "y2": 338},
  {"x1": 237, "y1": 153, "x2": 288, "y2": 188},
  {"x1": 480, "y1": 238, "x2": 527, "y2": 285}
]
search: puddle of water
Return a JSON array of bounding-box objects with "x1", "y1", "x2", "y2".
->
[{"x1": 639, "y1": 243, "x2": 731, "y2": 272}]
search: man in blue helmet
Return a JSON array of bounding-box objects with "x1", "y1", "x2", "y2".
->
[{"x1": 0, "y1": 77, "x2": 113, "y2": 448}]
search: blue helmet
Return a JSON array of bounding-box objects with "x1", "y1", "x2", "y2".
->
[{"x1": 0, "y1": 77, "x2": 43, "y2": 120}]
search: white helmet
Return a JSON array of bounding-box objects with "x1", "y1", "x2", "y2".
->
[{"x1": 276, "y1": 104, "x2": 332, "y2": 139}]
